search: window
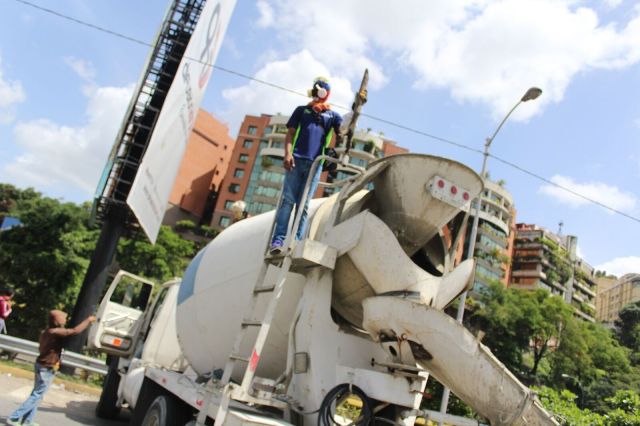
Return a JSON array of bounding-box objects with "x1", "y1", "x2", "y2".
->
[
  {"x1": 224, "y1": 200, "x2": 234, "y2": 210},
  {"x1": 234, "y1": 168, "x2": 245, "y2": 178},
  {"x1": 219, "y1": 216, "x2": 231, "y2": 227},
  {"x1": 264, "y1": 126, "x2": 272, "y2": 135},
  {"x1": 348, "y1": 157, "x2": 368, "y2": 168},
  {"x1": 255, "y1": 186, "x2": 279, "y2": 198},
  {"x1": 247, "y1": 125, "x2": 257, "y2": 135},
  {"x1": 229, "y1": 183, "x2": 241, "y2": 193},
  {"x1": 243, "y1": 139, "x2": 253, "y2": 149},
  {"x1": 259, "y1": 139, "x2": 269, "y2": 150},
  {"x1": 272, "y1": 141, "x2": 284, "y2": 149},
  {"x1": 239, "y1": 154, "x2": 249, "y2": 163}
]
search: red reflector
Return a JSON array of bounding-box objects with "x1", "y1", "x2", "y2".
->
[
  {"x1": 451, "y1": 186, "x2": 457, "y2": 195},
  {"x1": 113, "y1": 338, "x2": 122, "y2": 347},
  {"x1": 463, "y1": 192, "x2": 469, "y2": 200},
  {"x1": 249, "y1": 350, "x2": 260, "y2": 372},
  {"x1": 437, "y1": 179, "x2": 445, "y2": 188}
]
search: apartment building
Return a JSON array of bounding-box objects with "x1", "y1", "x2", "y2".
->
[
  {"x1": 164, "y1": 109, "x2": 235, "y2": 226},
  {"x1": 463, "y1": 179, "x2": 516, "y2": 294},
  {"x1": 597, "y1": 273, "x2": 640, "y2": 323},
  {"x1": 211, "y1": 113, "x2": 408, "y2": 230},
  {"x1": 510, "y1": 224, "x2": 597, "y2": 321}
]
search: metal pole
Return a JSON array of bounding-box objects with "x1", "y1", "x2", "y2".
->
[{"x1": 438, "y1": 99, "x2": 525, "y2": 422}]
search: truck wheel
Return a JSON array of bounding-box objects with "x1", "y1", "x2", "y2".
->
[
  {"x1": 95, "y1": 356, "x2": 121, "y2": 419},
  {"x1": 141, "y1": 394, "x2": 191, "y2": 426}
]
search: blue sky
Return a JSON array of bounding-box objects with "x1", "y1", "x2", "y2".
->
[{"x1": 0, "y1": 0, "x2": 638, "y2": 276}]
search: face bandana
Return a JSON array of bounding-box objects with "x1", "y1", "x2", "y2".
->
[{"x1": 308, "y1": 78, "x2": 331, "y2": 112}]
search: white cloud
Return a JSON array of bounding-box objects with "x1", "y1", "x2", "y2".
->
[
  {"x1": 603, "y1": 0, "x2": 623, "y2": 9},
  {"x1": 2, "y1": 84, "x2": 133, "y2": 199},
  {"x1": 539, "y1": 175, "x2": 637, "y2": 212},
  {"x1": 0, "y1": 56, "x2": 26, "y2": 124},
  {"x1": 253, "y1": 0, "x2": 640, "y2": 121},
  {"x1": 221, "y1": 50, "x2": 355, "y2": 133},
  {"x1": 256, "y1": 1, "x2": 274, "y2": 28},
  {"x1": 64, "y1": 56, "x2": 96, "y2": 82},
  {"x1": 596, "y1": 256, "x2": 640, "y2": 277}
]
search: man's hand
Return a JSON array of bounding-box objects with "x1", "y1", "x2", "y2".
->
[
  {"x1": 284, "y1": 154, "x2": 295, "y2": 171},
  {"x1": 88, "y1": 315, "x2": 97, "y2": 323}
]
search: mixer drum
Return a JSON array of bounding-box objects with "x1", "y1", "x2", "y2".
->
[{"x1": 175, "y1": 154, "x2": 482, "y2": 379}]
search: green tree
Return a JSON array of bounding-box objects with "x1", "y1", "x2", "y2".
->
[
  {"x1": 616, "y1": 301, "x2": 640, "y2": 352},
  {"x1": 469, "y1": 281, "x2": 532, "y2": 373},
  {"x1": 529, "y1": 292, "x2": 573, "y2": 377},
  {"x1": 536, "y1": 386, "x2": 604, "y2": 425},
  {"x1": 0, "y1": 186, "x2": 98, "y2": 339},
  {"x1": 117, "y1": 225, "x2": 196, "y2": 282},
  {"x1": 603, "y1": 390, "x2": 640, "y2": 425}
]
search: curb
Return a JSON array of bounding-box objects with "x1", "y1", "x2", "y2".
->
[{"x1": 0, "y1": 363, "x2": 102, "y2": 396}]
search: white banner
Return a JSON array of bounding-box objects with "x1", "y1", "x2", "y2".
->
[{"x1": 127, "y1": 0, "x2": 236, "y2": 243}]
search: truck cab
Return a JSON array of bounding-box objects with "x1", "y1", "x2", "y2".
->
[{"x1": 89, "y1": 271, "x2": 185, "y2": 420}]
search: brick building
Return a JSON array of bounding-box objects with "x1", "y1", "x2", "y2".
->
[
  {"x1": 163, "y1": 109, "x2": 235, "y2": 226},
  {"x1": 510, "y1": 224, "x2": 597, "y2": 321}
]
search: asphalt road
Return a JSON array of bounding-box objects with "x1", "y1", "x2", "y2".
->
[{"x1": 0, "y1": 372, "x2": 130, "y2": 426}]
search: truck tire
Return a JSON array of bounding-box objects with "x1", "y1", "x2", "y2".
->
[
  {"x1": 95, "y1": 356, "x2": 121, "y2": 419},
  {"x1": 141, "y1": 394, "x2": 191, "y2": 426}
]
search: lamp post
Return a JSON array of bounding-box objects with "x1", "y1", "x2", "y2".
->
[
  {"x1": 561, "y1": 374, "x2": 584, "y2": 408},
  {"x1": 438, "y1": 87, "x2": 542, "y2": 422}
]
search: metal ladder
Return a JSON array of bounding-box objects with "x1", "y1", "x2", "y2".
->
[{"x1": 195, "y1": 157, "x2": 335, "y2": 426}]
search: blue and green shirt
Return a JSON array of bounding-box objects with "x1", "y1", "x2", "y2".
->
[{"x1": 287, "y1": 106, "x2": 343, "y2": 161}]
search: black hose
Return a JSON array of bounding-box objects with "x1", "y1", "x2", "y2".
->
[{"x1": 317, "y1": 383, "x2": 373, "y2": 426}]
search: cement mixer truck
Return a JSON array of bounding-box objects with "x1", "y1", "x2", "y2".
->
[{"x1": 88, "y1": 154, "x2": 558, "y2": 426}]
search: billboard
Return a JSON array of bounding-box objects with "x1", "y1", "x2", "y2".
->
[{"x1": 127, "y1": 0, "x2": 236, "y2": 242}]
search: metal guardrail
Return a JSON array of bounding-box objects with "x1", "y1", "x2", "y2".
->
[{"x1": 0, "y1": 334, "x2": 108, "y2": 375}]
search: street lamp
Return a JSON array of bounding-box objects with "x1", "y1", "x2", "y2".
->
[
  {"x1": 561, "y1": 374, "x2": 584, "y2": 408},
  {"x1": 438, "y1": 87, "x2": 543, "y2": 422}
]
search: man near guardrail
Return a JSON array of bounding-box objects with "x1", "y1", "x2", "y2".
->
[
  {"x1": 0, "y1": 289, "x2": 14, "y2": 334},
  {"x1": 269, "y1": 76, "x2": 343, "y2": 255},
  {"x1": 6, "y1": 310, "x2": 95, "y2": 426}
]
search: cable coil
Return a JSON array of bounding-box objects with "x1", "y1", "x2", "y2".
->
[{"x1": 318, "y1": 383, "x2": 373, "y2": 426}]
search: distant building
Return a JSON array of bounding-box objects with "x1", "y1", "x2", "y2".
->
[
  {"x1": 596, "y1": 273, "x2": 640, "y2": 323},
  {"x1": 211, "y1": 113, "x2": 409, "y2": 230},
  {"x1": 510, "y1": 223, "x2": 597, "y2": 321},
  {"x1": 463, "y1": 179, "x2": 516, "y2": 295},
  {"x1": 163, "y1": 109, "x2": 235, "y2": 226},
  {"x1": 211, "y1": 114, "x2": 272, "y2": 229}
]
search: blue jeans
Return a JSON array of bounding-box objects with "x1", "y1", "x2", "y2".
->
[
  {"x1": 271, "y1": 157, "x2": 322, "y2": 246},
  {"x1": 10, "y1": 362, "x2": 55, "y2": 424}
]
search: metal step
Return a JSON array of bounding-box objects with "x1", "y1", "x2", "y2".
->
[
  {"x1": 253, "y1": 285, "x2": 275, "y2": 293},
  {"x1": 241, "y1": 319, "x2": 262, "y2": 327},
  {"x1": 229, "y1": 354, "x2": 249, "y2": 363}
]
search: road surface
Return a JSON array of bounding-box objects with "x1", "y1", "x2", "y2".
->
[{"x1": 0, "y1": 371, "x2": 129, "y2": 425}]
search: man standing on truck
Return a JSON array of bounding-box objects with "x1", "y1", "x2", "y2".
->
[
  {"x1": 6, "y1": 310, "x2": 95, "y2": 426},
  {"x1": 269, "y1": 77, "x2": 343, "y2": 255}
]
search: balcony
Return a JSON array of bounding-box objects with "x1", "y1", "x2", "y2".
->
[
  {"x1": 261, "y1": 147, "x2": 284, "y2": 158},
  {"x1": 478, "y1": 225, "x2": 508, "y2": 246},
  {"x1": 512, "y1": 269, "x2": 545, "y2": 279},
  {"x1": 515, "y1": 241, "x2": 542, "y2": 250},
  {"x1": 573, "y1": 280, "x2": 596, "y2": 298},
  {"x1": 573, "y1": 308, "x2": 595, "y2": 323}
]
